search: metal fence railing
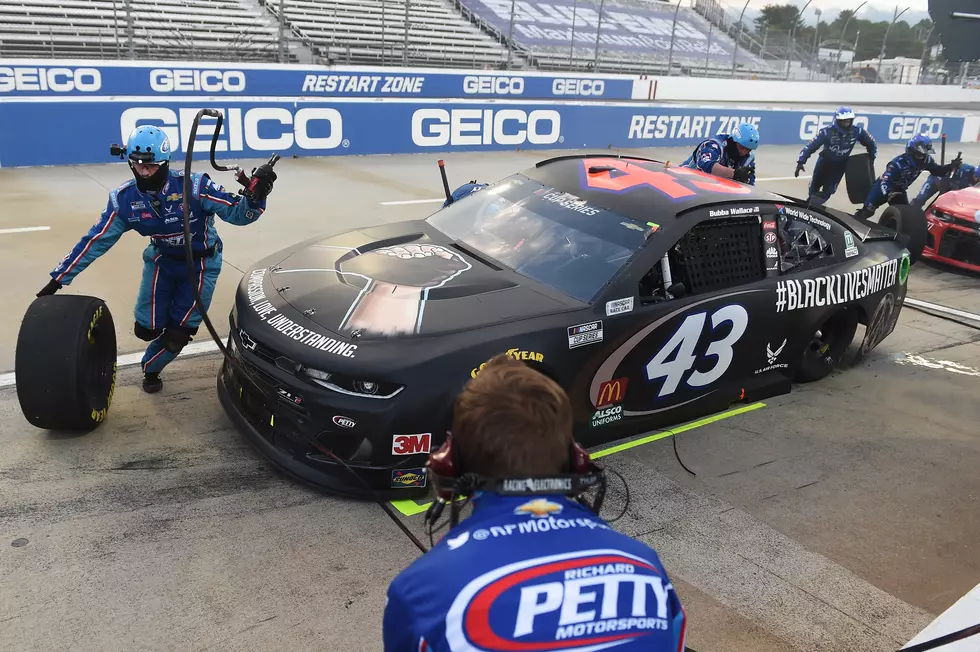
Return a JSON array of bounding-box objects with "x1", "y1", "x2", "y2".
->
[{"x1": 0, "y1": 0, "x2": 976, "y2": 84}]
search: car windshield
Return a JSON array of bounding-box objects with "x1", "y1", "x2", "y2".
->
[{"x1": 426, "y1": 174, "x2": 652, "y2": 303}]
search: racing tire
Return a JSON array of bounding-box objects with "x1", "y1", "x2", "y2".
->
[
  {"x1": 878, "y1": 204, "x2": 927, "y2": 264},
  {"x1": 845, "y1": 153, "x2": 875, "y2": 204},
  {"x1": 15, "y1": 295, "x2": 118, "y2": 431},
  {"x1": 794, "y1": 308, "x2": 860, "y2": 383}
]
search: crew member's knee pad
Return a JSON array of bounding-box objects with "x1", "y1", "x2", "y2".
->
[
  {"x1": 161, "y1": 325, "x2": 197, "y2": 354},
  {"x1": 134, "y1": 322, "x2": 164, "y2": 342}
]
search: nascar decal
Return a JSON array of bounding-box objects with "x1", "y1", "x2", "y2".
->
[
  {"x1": 775, "y1": 258, "x2": 899, "y2": 313},
  {"x1": 444, "y1": 549, "x2": 676, "y2": 651},
  {"x1": 568, "y1": 320, "x2": 603, "y2": 349}
]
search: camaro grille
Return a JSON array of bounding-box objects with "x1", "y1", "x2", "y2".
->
[{"x1": 937, "y1": 229, "x2": 980, "y2": 267}]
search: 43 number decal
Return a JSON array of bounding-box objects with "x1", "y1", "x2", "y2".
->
[{"x1": 645, "y1": 305, "x2": 749, "y2": 397}]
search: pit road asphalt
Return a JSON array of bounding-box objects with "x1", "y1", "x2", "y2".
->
[{"x1": 2, "y1": 143, "x2": 980, "y2": 652}]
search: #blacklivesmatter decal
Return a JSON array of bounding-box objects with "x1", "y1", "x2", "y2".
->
[
  {"x1": 246, "y1": 268, "x2": 358, "y2": 358},
  {"x1": 775, "y1": 258, "x2": 899, "y2": 313}
]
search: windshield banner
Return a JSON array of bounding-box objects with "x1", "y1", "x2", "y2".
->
[{"x1": 0, "y1": 98, "x2": 965, "y2": 167}]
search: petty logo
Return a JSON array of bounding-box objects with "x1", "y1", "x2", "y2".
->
[{"x1": 444, "y1": 549, "x2": 675, "y2": 651}]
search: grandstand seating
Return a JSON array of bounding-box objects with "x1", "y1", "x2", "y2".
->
[
  {"x1": 0, "y1": 0, "x2": 772, "y2": 75},
  {"x1": 0, "y1": 0, "x2": 299, "y2": 62},
  {"x1": 262, "y1": 0, "x2": 514, "y2": 68}
]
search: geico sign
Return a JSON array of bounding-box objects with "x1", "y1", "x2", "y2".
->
[
  {"x1": 889, "y1": 117, "x2": 943, "y2": 140},
  {"x1": 412, "y1": 109, "x2": 561, "y2": 147},
  {"x1": 552, "y1": 79, "x2": 605, "y2": 96},
  {"x1": 119, "y1": 107, "x2": 343, "y2": 152},
  {"x1": 463, "y1": 76, "x2": 524, "y2": 95},
  {"x1": 799, "y1": 114, "x2": 869, "y2": 140},
  {"x1": 150, "y1": 69, "x2": 246, "y2": 93},
  {"x1": 0, "y1": 66, "x2": 101, "y2": 92}
]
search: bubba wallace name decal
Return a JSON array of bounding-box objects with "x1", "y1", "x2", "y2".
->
[
  {"x1": 246, "y1": 269, "x2": 357, "y2": 358},
  {"x1": 775, "y1": 258, "x2": 899, "y2": 313}
]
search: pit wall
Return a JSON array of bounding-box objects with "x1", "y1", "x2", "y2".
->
[{"x1": 1, "y1": 59, "x2": 978, "y2": 168}]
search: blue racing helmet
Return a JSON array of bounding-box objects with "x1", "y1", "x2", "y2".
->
[
  {"x1": 731, "y1": 122, "x2": 760, "y2": 151},
  {"x1": 907, "y1": 134, "x2": 934, "y2": 163},
  {"x1": 834, "y1": 106, "x2": 856, "y2": 129},
  {"x1": 126, "y1": 125, "x2": 172, "y2": 165}
]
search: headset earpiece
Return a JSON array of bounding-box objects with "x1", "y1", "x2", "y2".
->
[
  {"x1": 425, "y1": 431, "x2": 458, "y2": 502},
  {"x1": 569, "y1": 440, "x2": 596, "y2": 475}
]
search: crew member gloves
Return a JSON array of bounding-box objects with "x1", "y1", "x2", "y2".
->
[
  {"x1": 244, "y1": 163, "x2": 277, "y2": 202},
  {"x1": 37, "y1": 279, "x2": 62, "y2": 297},
  {"x1": 734, "y1": 165, "x2": 754, "y2": 183},
  {"x1": 795, "y1": 163, "x2": 805, "y2": 177}
]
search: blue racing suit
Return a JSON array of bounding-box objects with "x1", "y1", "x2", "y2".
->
[
  {"x1": 443, "y1": 181, "x2": 488, "y2": 208},
  {"x1": 50, "y1": 169, "x2": 265, "y2": 374},
  {"x1": 912, "y1": 163, "x2": 978, "y2": 208},
  {"x1": 383, "y1": 493, "x2": 687, "y2": 651},
  {"x1": 862, "y1": 152, "x2": 954, "y2": 214},
  {"x1": 681, "y1": 134, "x2": 756, "y2": 185},
  {"x1": 797, "y1": 124, "x2": 877, "y2": 205}
]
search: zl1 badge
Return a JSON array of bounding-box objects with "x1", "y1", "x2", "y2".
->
[{"x1": 391, "y1": 468, "x2": 427, "y2": 488}]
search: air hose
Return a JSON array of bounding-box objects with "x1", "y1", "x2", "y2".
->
[{"x1": 179, "y1": 108, "x2": 428, "y2": 554}]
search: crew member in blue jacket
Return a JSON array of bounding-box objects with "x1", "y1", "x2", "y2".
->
[
  {"x1": 383, "y1": 353, "x2": 687, "y2": 651},
  {"x1": 681, "y1": 122, "x2": 759, "y2": 185},
  {"x1": 36, "y1": 125, "x2": 277, "y2": 393},
  {"x1": 855, "y1": 134, "x2": 961, "y2": 219},
  {"x1": 911, "y1": 161, "x2": 979, "y2": 208},
  {"x1": 795, "y1": 107, "x2": 877, "y2": 206}
]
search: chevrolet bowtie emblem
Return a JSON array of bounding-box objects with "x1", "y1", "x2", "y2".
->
[{"x1": 239, "y1": 329, "x2": 256, "y2": 351}]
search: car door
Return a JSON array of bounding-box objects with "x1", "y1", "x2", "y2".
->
[{"x1": 585, "y1": 203, "x2": 786, "y2": 434}]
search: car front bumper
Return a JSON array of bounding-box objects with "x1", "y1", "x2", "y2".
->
[
  {"x1": 216, "y1": 333, "x2": 432, "y2": 501},
  {"x1": 923, "y1": 217, "x2": 980, "y2": 273}
]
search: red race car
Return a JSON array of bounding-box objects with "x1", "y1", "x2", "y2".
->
[{"x1": 923, "y1": 184, "x2": 980, "y2": 272}]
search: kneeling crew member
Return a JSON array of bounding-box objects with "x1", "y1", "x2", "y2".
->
[
  {"x1": 36, "y1": 125, "x2": 276, "y2": 393},
  {"x1": 383, "y1": 354, "x2": 687, "y2": 651},
  {"x1": 681, "y1": 122, "x2": 759, "y2": 185}
]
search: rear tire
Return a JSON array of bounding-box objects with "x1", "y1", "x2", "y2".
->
[
  {"x1": 795, "y1": 308, "x2": 859, "y2": 383},
  {"x1": 879, "y1": 204, "x2": 927, "y2": 264},
  {"x1": 15, "y1": 295, "x2": 118, "y2": 431}
]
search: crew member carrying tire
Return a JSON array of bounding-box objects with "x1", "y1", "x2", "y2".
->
[
  {"x1": 795, "y1": 107, "x2": 878, "y2": 206},
  {"x1": 854, "y1": 134, "x2": 961, "y2": 220},
  {"x1": 35, "y1": 125, "x2": 277, "y2": 394},
  {"x1": 680, "y1": 122, "x2": 759, "y2": 185}
]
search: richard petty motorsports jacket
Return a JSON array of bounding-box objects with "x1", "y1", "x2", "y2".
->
[
  {"x1": 797, "y1": 124, "x2": 877, "y2": 164},
  {"x1": 52, "y1": 171, "x2": 265, "y2": 286},
  {"x1": 383, "y1": 493, "x2": 687, "y2": 651}
]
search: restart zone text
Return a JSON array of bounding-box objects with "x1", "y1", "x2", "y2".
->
[{"x1": 217, "y1": 154, "x2": 914, "y2": 497}]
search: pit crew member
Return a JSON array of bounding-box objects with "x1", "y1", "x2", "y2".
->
[
  {"x1": 680, "y1": 122, "x2": 759, "y2": 185},
  {"x1": 911, "y1": 160, "x2": 979, "y2": 208},
  {"x1": 795, "y1": 107, "x2": 878, "y2": 206},
  {"x1": 383, "y1": 354, "x2": 687, "y2": 651},
  {"x1": 36, "y1": 125, "x2": 276, "y2": 393},
  {"x1": 855, "y1": 134, "x2": 961, "y2": 219}
]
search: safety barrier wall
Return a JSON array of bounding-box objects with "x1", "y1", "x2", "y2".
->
[{"x1": 1, "y1": 59, "x2": 978, "y2": 168}]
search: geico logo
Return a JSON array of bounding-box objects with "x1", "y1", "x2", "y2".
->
[
  {"x1": 447, "y1": 551, "x2": 673, "y2": 647},
  {"x1": 798, "y1": 114, "x2": 870, "y2": 140},
  {"x1": 411, "y1": 109, "x2": 561, "y2": 147},
  {"x1": 463, "y1": 75, "x2": 524, "y2": 95},
  {"x1": 0, "y1": 66, "x2": 101, "y2": 92},
  {"x1": 119, "y1": 107, "x2": 343, "y2": 152},
  {"x1": 552, "y1": 78, "x2": 605, "y2": 96},
  {"x1": 889, "y1": 117, "x2": 943, "y2": 140},
  {"x1": 149, "y1": 68, "x2": 246, "y2": 93}
]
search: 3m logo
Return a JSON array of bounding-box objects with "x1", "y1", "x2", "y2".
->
[
  {"x1": 596, "y1": 377, "x2": 628, "y2": 408},
  {"x1": 392, "y1": 433, "x2": 431, "y2": 455}
]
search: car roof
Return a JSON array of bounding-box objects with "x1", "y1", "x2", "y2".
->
[{"x1": 522, "y1": 154, "x2": 786, "y2": 220}]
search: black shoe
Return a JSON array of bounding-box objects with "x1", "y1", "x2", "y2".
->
[{"x1": 142, "y1": 372, "x2": 162, "y2": 393}]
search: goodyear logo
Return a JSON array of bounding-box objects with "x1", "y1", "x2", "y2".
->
[{"x1": 471, "y1": 348, "x2": 544, "y2": 377}]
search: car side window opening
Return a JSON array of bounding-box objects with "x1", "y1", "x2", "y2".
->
[
  {"x1": 639, "y1": 214, "x2": 767, "y2": 303},
  {"x1": 776, "y1": 213, "x2": 834, "y2": 273}
]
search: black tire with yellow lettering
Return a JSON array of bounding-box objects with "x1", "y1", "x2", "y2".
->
[
  {"x1": 795, "y1": 307, "x2": 859, "y2": 383},
  {"x1": 15, "y1": 295, "x2": 117, "y2": 431}
]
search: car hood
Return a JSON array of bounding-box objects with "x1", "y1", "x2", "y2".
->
[
  {"x1": 258, "y1": 221, "x2": 578, "y2": 340},
  {"x1": 934, "y1": 186, "x2": 980, "y2": 221}
]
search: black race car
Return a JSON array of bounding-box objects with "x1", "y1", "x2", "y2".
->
[{"x1": 216, "y1": 154, "x2": 915, "y2": 499}]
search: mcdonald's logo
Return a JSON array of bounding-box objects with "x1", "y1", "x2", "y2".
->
[{"x1": 596, "y1": 377, "x2": 628, "y2": 408}]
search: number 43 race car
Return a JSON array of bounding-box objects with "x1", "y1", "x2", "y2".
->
[{"x1": 216, "y1": 154, "x2": 915, "y2": 498}]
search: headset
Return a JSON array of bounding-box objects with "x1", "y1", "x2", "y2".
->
[{"x1": 423, "y1": 428, "x2": 609, "y2": 535}]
